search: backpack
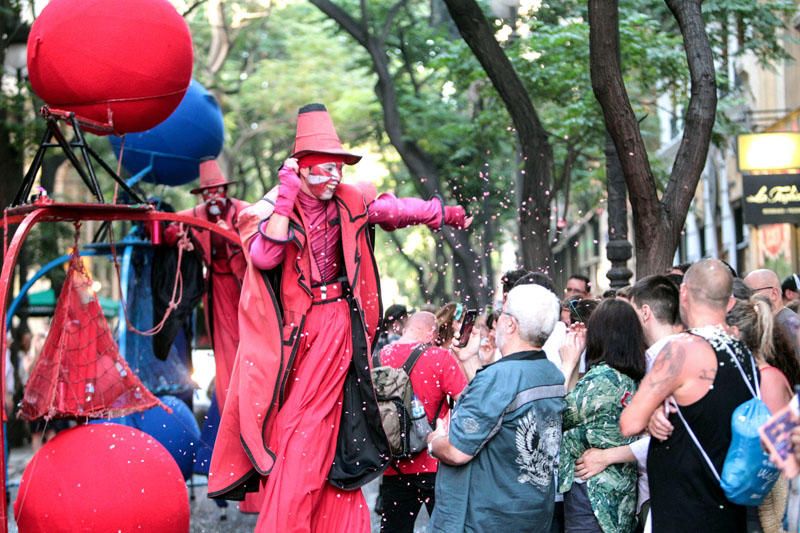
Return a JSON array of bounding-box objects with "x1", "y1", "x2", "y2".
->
[
  {"x1": 371, "y1": 343, "x2": 435, "y2": 459},
  {"x1": 676, "y1": 338, "x2": 780, "y2": 506}
]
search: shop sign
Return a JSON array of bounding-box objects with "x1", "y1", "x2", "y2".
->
[{"x1": 743, "y1": 173, "x2": 800, "y2": 225}]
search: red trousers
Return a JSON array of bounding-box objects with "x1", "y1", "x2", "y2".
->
[{"x1": 254, "y1": 298, "x2": 369, "y2": 533}]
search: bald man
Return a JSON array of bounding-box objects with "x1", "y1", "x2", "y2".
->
[
  {"x1": 399, "y1": 311, "x2": 438, "y2": 344},
  {"x1": 745, "y1": 268, "x2": 800, "y2": 356},
  {"x1": 620, "y1": 259, "x2": 757, "y2": 533},
  {"x1": 376, "y1": 311, "x2": 467, "y2": 533}
]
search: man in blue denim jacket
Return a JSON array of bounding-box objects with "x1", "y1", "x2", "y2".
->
[{"x1": 428, "y1": 284, "x2": 565, "y2": 532}]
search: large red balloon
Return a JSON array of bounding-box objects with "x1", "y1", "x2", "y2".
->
[
  {"x1": 27, "y1": 0, "x2": 193, "y2": 135},
  {"x1": 14, "y1": 423, "x2": 189, "y2": 532}
]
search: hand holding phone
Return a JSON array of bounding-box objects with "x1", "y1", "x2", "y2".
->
[{"x1": 454, "y1": 309, "x2": 478, "y2": 348}]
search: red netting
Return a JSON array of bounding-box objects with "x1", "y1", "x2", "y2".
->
[{"x1": 20, "y1": 255, "x2": 161, "y2": 420}]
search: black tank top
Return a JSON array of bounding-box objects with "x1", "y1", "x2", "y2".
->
[{"x1": 648, "y1": 327, "x2": 757, "y2": 533}]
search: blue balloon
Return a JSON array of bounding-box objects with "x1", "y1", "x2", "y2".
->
[
  {"x1": 102, "y1": 395, "x2": 200, "y2": 480},
  {"x1": 109, "y1": 80, "x2": 225, "y2": 187}
]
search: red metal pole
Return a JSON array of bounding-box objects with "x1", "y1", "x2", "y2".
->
[
  {"x1": 2, "y1": 204, "x2": 241, "y2": 245},
  {"x1": 0, "y1": 208, "x2": 49, "y2": 533}
]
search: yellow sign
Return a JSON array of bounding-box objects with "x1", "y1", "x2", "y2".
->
[{"x1": 737, "y1": 132, "x2": 800, "y2": 172}]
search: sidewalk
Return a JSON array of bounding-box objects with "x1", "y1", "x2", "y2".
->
[{"x1": 6, "y1": 443, "x2": 34, "y2": 533}]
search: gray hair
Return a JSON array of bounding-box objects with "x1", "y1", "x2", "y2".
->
[{"x1": 506, "y1": 284, "x2": 560, "y2": 346}]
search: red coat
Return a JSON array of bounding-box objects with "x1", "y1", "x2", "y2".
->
[
  {"x1": 167, "y1": 200, "x2": 248, "y2": 407},
  {"x1": 170, "y1": 200, "x2": 249, "y2": 280},
  {"x1": 208, "y1": 184, "x2": 389, "y2": 500}
]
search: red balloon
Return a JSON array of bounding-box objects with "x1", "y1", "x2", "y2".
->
[
  {"x1": 27, "y1": 0, "x2": 193, "y2": 135},
  {"x1": 14, "y1": 424, "x2": 189, "y2": 532}
]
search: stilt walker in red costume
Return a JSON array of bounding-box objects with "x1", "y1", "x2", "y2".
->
[
  {"x1": 164, "y1": 159, "x2": 249, "y2": 408},
  {"x1": 208, "y1": 103, "x2": 471, "y2": 532}
]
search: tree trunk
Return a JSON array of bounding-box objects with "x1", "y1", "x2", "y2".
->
[
  {"x1": 0, "y1": 107, "x2": 23, "y2": 211},
  {"x1": 310, "y1": 0, "x2": 490, "y2": 304},
  {"x1": 0, "y1": 106, "x2": 24, "y2": 275},
  {"x1": 206, "y1": 0, "x2": 231, "y2": 79},
  {"x1": 452, "y1": 256, "x2": 479, "y2": 306},
  {"x1": 588, "y1": 0, "x2": 716, "y2": 277},
  {"x1": 441, "y1": 0, "x2": 554, "y2": 274},
  {"x1": 433, "y1": 242, "x2": 448, "y2": 305},
  {"x1": 386, "y1": 231, "x2": 433, "y2": 303}
]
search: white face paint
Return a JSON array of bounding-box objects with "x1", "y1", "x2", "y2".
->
[
  {"x1": 202, "y1": 186, "x2": 228, "y2": 217},
  {"x1": 206, "y1": 196, "x2": 228, "y2": 217},
  {"x1": 305, "y1": 163, "x2": 343, "y2": 200}
]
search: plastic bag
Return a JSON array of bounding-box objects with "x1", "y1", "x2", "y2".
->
[{"x1": 721, "y1": 397, "x2": 780, "y2": 506}]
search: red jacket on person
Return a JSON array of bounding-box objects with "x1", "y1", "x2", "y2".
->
[
  {"x1": 208, "y1": 183, "x2": 390, "y2": 500},
  {"x1": 165, "y1": 200, "x2": 249, "y2": 279},
  {"x1": 164, "y1": 199, "x2": 249, "y2": 408}
]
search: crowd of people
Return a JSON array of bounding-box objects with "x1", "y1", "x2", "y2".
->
[
  {"x1": 176, "y1": 101, "x2": 800, "y2": 533},
  {"x1": 372, "y1": 262, "x2": 800, "y2": 533},
  {"x1": 2, "y1": 99, "x2": 799, "y2": 533}
]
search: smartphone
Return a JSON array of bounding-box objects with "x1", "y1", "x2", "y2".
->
[{"x1": 454, "y1": 309, "x2": 478, "y2": 348}]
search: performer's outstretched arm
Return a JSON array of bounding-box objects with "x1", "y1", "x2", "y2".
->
[{"x1": 367, "y1": 193, "x2": 471, "y2": 231}]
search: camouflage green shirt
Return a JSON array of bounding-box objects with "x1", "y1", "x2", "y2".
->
[{"x1": 558, "y1": 363, "x2": 638, "y2": 533}]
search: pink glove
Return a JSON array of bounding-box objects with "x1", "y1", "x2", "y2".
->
[
  {"x1": 444, "y1": 205, "x2": 468, "y2": 229},
  {"x1": 368, "y1": 194, "x2": 441, "y2": 231},
  {"x1": 273, "y1": 158, "x2": 301, "y2": 217},
  {"x1": 368, "y1": 195, "x2": 471, "y2": 231}
]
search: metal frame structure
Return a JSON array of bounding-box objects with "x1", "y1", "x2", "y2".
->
[
  {"x1": 14, "y1": 107, "x2": 144, "y2": 207},
  {"x1": 0, "y1": 202, "x2": 241, "y2": 532}
]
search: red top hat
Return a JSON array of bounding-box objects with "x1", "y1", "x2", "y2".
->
[
  {"x1": 291, "y1": 103, "x2": 362, "y2": 166},
  {"x1": 190, "y1": 160, "x2": 237, "y2": 194}
]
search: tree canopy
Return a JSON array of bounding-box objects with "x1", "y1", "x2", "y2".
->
[{"x1": 0, "y1": 0, "x2": 794, "y2": 308}]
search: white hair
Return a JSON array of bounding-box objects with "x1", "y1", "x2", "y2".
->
[{"x1": 506, "y1": 284, "x2": 560, "y2": 346}]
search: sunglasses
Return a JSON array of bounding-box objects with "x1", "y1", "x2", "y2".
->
[{"x1": 751, "y1": 286, "x2": 776, "y2": 293}]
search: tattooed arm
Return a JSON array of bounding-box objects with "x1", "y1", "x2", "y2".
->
[
  {"x1": 620, "y1": 334, "x2": 717, "y2": 437},
  {"x1": 619, "y1": 337, "x2": 688, "y2": 437}
]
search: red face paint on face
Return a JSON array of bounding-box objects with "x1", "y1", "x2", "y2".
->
[
  {"x1": 201, "y1": 186, "x2": 228, "y2": 217},
  {"x1": 305, "y1": 163, "x2": 343, "y2": 200}
]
